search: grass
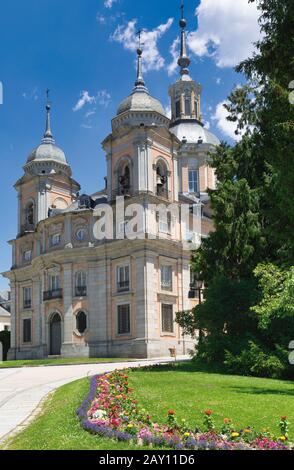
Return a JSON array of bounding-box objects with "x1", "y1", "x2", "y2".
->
[
  {"x1": 129, "y1": 363, "x2": 294, "y2": 441},
  {"x1": 2, "y1": 362, "x2": 294, "y2": 450},
  {"x1": 2, "y1": 378, "x2": 144, "y2": 450},
  {"x1": 0, "y1": 357, "x2": 130, "y2": 369}
]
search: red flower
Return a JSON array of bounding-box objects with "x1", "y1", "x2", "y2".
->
[
  {"x1": 204, "y1": 409, "x2": 213, "y2": 416},
  {"x1": 168, "y1": 410, "x2": 175, "y2": 416}
]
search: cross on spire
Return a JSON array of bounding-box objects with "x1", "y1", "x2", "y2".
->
[
  {"x1": 134, "y1": 28, "x2": 147, "y2": 90},
  {"x1": 43, "y1": 88, "x2": 54, "y2": 143},
  {"x1": 178, "y1": 0, "x2": 190, "y2": 76}
]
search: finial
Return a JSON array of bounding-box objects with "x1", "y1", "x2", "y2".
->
[
  {"x1": 133, "y1": 29, "x2": 148, "y2": 92},
  {"x1": 178, "y1": 0, "x2": 190, "y2": 76},
  {"x1": 42, "y1": 89, "x2": 55, "y2": 144}
]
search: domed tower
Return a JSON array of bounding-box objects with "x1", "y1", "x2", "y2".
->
[
  {"x1": 103, "y1": 37, "x2": 175, "y2": 201},
  {"x1": 169, "y1": 2, "x2": 219, "y2": 206},
  {"x1": 15, "y1": 94, "x2": 80, "y2": 236}
]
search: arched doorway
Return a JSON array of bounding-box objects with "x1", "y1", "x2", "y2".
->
[{"x1": 50, "y1": 313, "x2": 62, "y2": 356}]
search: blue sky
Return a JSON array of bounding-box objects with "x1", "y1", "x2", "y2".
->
[{"x1": 0, "y1": 0, "x2": 261, "y2": 290}]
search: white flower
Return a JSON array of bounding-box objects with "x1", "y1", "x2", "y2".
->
[{"x1": 92, "y1": 409, "x2": 107, "y2": 420}]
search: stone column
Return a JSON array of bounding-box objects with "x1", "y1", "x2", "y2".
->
[
  {"x1": 173, "y1": 153, "x2": 179, "y2": 202},
  {"x1": 62, "y1": 263, "x2": 73, "y2": 349},
  {"x1": 106, "y1": 154, "x2": 112, "y2": 201},
  {"x1": 7, "y1": 281, "x2": 16, "y2": 359},
  {"x1": 33, "y1": 277, "x2": 42, "y2": 355},
  {"x1": 88, "y1": 260, "x2": 108, "y2": 357}
]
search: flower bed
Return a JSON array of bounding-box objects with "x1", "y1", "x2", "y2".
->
[{"x1": 77, "y1": 371, "x2": 292, "y2": 451}]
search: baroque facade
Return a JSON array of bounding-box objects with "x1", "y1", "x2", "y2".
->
[{"x1": 3, "y1": 11, "x2": 219, "y2": 359}]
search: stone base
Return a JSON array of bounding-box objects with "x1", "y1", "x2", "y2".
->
[
  {"x1": 88, "y1": 338, "x2": 195, "y2": 359},
  {"x1": 7, "y1": 345, "x2": 47, "y2": 361},
  {"x1": 61, "y1": 343, "x2": 90, "y2": 358},
  {"x1": 6, "y1": 339, "x2": 195, "y2": 361}
]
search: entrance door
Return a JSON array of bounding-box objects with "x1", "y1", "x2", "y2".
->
[{"x1": 50, "y1": 313, "x2": 62, "y2": 356}]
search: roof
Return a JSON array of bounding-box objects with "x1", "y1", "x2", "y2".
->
[
  {"x1": 170, "y1": 122, "x2": 220, "y2": 146},
  {"x1": 27, "y1": 142, "x2": 68, "y2": 166},
  {"x1": 0, "y1": 306, "x2": 10, "y2": 318},
  {"x1": 117, "y1": 89, "x2": 165, "y2": 117}
]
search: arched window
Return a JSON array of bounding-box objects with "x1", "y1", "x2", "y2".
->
[
  {"x1": 75, "y1": 271, "x2": 87, "y2": 297},
  {"x1": 119, "y1": 165, "x2": 131, "y2": 195},
  {"x1": 25, "y1": 202, "x2": 34, "y2": 228},
  {"x1": 76, "y1": 311, "x2": 87, "y2": 334},
  {"x1": 156, "y1": 161, "x2": 168, "y2": 198}
]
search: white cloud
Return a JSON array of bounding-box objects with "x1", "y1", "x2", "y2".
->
[
  {"x1": 111, "y1": 18, "x2": 174, "y2": 73},
  {"x1": 188, "y1": 0, "x2": 261, "y2": 68},
  {"x1": 204, "y1": 120, "x2": 210, "y2": 130},
  {"x1": 164, "y1": 104, "x2": 172, "y2": 119},
  {"x1": 96, "y1": 14, "x2": 107, "y2": 25},
  {"x1": 212, "y1": 101, "x2": 241, "y2": 141},
  {"x1": 167, "y1": 37, "x2": 180, "y2": 76},
  {"x1": 73, "y1": 90, "x2": 111, "y2": 112},
  {"x1": 73, "y1": 91, "x2": 95, "y2": 112},
  {"x1": 97, "y1": 90, "x2": 111, "y2": 108},
  {"x1": 104, "y1": 0, "x2": 118, "y2": 8}
]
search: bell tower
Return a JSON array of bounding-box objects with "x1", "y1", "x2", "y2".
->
[{"x1": 15, "y1": 93, "x2": 80, "y2": 236}]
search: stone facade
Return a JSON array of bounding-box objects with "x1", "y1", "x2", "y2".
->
[{"x1": 2, "y1": 13, "x2": 219, "y2": 360}]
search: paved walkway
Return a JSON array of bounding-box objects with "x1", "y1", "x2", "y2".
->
[{"x1": 0, "y1": 357, "x2": 185, "y2": 443}]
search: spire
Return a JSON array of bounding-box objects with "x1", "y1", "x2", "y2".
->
[
  {"x1": 42, "y1": 89, "x2": 55, "y2": 144},
  {"x1": 178, "y1": 0, "x2": 190, "y2": 76},
  {"x1": 133, "y1": 29, "x2": 149, "y2": 93}
]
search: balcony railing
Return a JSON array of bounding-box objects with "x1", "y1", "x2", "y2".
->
[
  {"x1": 155, "y1": 187, "x2": 172, "y2": 200},
  {"x1": 43, "y1": 289, "x2": 63, "y2": 301},
  {"x1": 21, "y1": 224, "x2": 35, "y2": 234},
  {"x1": 75, "y1": 286, "x2": 87, "y2": 297},
  {"x1": 112, "y1": 187, "x2": 133, "y2": 199},
  {"x1": 23, "y1": 300, "x2": 32, "y2": 309},
  {"x1": 117, "y1": 281, "x2": 130, "y2": 293},
  {"x1": 161, "y1": 281, "x2": 172, "y2": 291}
]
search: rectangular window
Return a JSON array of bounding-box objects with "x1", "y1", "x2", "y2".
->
[
  {"x1": 49, "y1": 275, "x2": 60, "y2": 292},
  {"x1": 158, "y1": 212, "x2": 171, "y2": 234},
  {"x1": 117, "y1": 265, "x2": 130, "y2": 292},
  {"x1": 50, "y1": 233, "x2": 61, "y2": 247},
  {"x1": 23, "y1": 250, "x2": 32, "y2": 262},
  {"x1": 75, "y1": 271, "x2": 87, "y2": 296},
  {"x1": 185, "y1": 98, "x2": 191, "y2": 116},
  {"x1": 175, "y1": 100, "x2": 181, "y2": 118},
  {"x1": 189, "y1": 170, "x2": 199, "y2": 194},
  {"x1": 117, "y1": 304, "x2": 131, "y2": 335},
  {"x1": 23, "y1": 287, "x2": 32, "y2": 309},
  {"x1": 162, "y1": 304, "x2": 174, "y2": 334},
  {"x1": 161, "y1": 265, "x2": 172, "y2": 291},
  {"x1": 23, "y1": 318, "x2": 32, "y2": 343}
]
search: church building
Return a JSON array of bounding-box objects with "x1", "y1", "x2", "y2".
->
[{"x1": 3, "y1": 7, "x2": 219, "y2": 359}]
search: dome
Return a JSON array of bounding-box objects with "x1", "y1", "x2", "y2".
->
[
  {"x1": 117, "y1": 89, "x2": 166, "y2": 116},
  {"x1": 170, "y1": 122, "x2": 220, "y2": 146},
  {"x1": 27, "y1": 142, "x2": 68, "y2": 166}
]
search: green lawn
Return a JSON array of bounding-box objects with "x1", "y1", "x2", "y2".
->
[
  {"x1": 0, "y1": 357, "x2": 130, "y2": 369},
  {"x1": 129, "y1": 363, "x2": 294, "y2": 441},
  {"x1": 2, "y1": 362, "x2": 294, "y2": 450}
]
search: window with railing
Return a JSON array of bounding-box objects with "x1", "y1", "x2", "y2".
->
[
  {"x1": 75, "y1": 271, "x2": 87, "y2": 297},
  {"x1": 23, "y1": 287, "x2": 32, "y2": 309},
  {"x1": 117, "y1": 265, "x2": 130, "y2": 292},
  {"x1": 43, "y1": 275, "x2": 62, "y2": 301},
  {"x1": 161, "y1": 265, "x2": 172, "y2": 291},
  {"x1": 50, "y1": 233, "x2": 61, "y2": 247}
]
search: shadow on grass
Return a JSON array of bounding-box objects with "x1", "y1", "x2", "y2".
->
[
  {"x1": 229, "y1": 386, "x2": 294, "y2": 397},
  {"x1": 130, "y1": 360, "x2": 231, "y2": 375}
]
